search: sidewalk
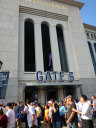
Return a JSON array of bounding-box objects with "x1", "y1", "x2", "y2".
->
[{"x1": 40, "y1": 120, "x2": 96, "y2": 128}]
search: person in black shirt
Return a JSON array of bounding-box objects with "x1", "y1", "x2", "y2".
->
[
  {"x1": 66, "y1": 95, "x2": 78, "y2": 128},
  {"x1": 50, "y1": 99, "x2": 61, "y2": 128}
]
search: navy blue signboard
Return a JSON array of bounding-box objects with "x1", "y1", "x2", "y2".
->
[{"x1": 0, "y1": 72, "x2": 10, "y2": 99}]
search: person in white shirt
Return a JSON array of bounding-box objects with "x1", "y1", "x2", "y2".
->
[
  {"x1": 92, "y1": 96, "x2": 96, "y2": 119},
  {"x1": 75, "y1": 101, "x2": 83, "y2": 128},
  {"x1": 33, "y1": 102, "x2": 42, "y2": 128},
  {"x1": 73, "y1": 95, "x2": 93, "y2": 128},
  {"x1": 6, "y1": 103, "x2": 15, "y2": 128},
  {"x1": 27, "y1": 100, "x2": 38, "y2": 128}
]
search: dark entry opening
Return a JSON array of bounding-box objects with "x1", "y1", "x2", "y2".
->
[
  {"x1": 25, "y1": 87, "x2": 38, "y2": 102},
  {"x1": 64, "y1": 86, "x2": 76, "y2": 98},
  {"x1": 41, "y1": 23, "x2": 53, "y2": 71},
  {"x1": 56, "y1": 26, "x2": 68, "y2": 72},
  {"x1": 25, "y1": 20, "x2": 36, "y2": 72},
  {"x1": 46, "y1": 87, "x2": 58, "y2": 101}
]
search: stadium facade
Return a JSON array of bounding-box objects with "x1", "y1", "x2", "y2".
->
[{"x1": 0, "y1": 0, "x2": 96, "y2": 104}]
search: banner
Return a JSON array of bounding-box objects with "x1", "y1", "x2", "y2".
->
[{"x1": 0, "y1": 72, "x2": 10, "y2": 99}]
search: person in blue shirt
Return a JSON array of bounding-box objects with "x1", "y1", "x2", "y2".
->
[{"x1": 58, "y1": 101, "x2": 67, "y2": 127}]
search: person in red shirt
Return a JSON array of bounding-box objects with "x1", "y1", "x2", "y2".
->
[{"x1": 0, "y1": 108, "x2": 8, "y2": 128}]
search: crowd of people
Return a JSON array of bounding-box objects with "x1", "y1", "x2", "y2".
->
[{"x1": 0, "y1": 95, "x2": 96, "y2": 128}]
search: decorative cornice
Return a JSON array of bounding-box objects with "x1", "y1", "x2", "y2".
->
[
  {"x1": 19, "y1": 6, "x2": 68, "y2": 21},
  {"x1": 83, "y1": 23, "x2": 96, "y2": 31},
  {"x1": 52, "y1": 0, "x2": 84, "y2": 9}
]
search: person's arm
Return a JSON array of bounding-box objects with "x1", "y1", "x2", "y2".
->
[
  {"x1": 6, "y1": 111, "x2": 10, "y2": 125},
  {"x1": 32, "y1": 114, "x2": 35, "y2": 127},
  {"x1": 72, "y1": 108, "x2": 82, "y2": 115},
  {"x1": 37, "y1": 107, "x2": 41, "y2": 117},
  {"x1": 53, "y1": 103, "x2": 57, "y2": 113}
]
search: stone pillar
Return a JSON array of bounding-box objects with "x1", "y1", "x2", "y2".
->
[
  {"x1": 58, "y1": 87, "x2": 64, "y2": 101},
  {"x1": 18, "y1": 19, "x2": 24, "y2": 74},
  {"x1": 38, "y1": 88, "x2": 45, "y2": 105},
  {"x1": 76, "y1": 87, "x2": 81, "y2": 99},
  {"x1": 49, "y1": 25, "x2": 61, "y2": 71},
  {"x1": 63, "y1": 88, "x2": 66, "y2": 98},
  {"x1": 63, "y1": 25, "x2": 76, "y2": 73},
  {"x1": 34, "y1": 21, "x2": 44, "y2": 72},
  {"x1": 18, "y1": 84, "x2": 25, "y2": 102}
]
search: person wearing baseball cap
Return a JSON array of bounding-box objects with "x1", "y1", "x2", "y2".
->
[{"x1": 66, "y1": 95, "x2": 78, "y2": 128}]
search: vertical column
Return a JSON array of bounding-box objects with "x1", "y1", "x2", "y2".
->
[
  {"x1": 18, "y1": 84, "x2": 25, "y2": 102},
  {"x1": 58, "y1": 87, "x2": 64, "y2": 100},
  {"x1": 63, "y1": 24, "x2": 76, "y2": 75},
  {"x1": 38, "y1": 88, "x2": 45, "y2": 105},
  {"x1": 18, "y1": 19, "x2": 24, "y2": 74},
  {"x1": 34, "y1": 21, "x2": 44, "y2": 72},
  {"x1": 76, "y1": 87, "x2": 82, "y2": 99},
  {"x1": 49, "y1": 25, "x2": 61, "y2": 71}
]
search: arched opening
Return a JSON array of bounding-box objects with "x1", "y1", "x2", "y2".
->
[
  {"x1": 24, "y1": 19, "x2": 36, "y2": 72},
  {"x1": 94, "y1": 43, "x2": 96, "y2": 52},
  {"x1": 56, "y1": 25, "x2": 68, "y2": 72},
  {"x1": 41, "y1": 22, "x2": 53, "y2": 72},
  {"x1": 88, "y1": 42, "x2": 96, "y2": 74}
]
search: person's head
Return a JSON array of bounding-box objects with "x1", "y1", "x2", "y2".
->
[
  {"x1": 92, "y1": 96, "x2": 95, "y2": 100},
  {"x1": 42, "y1": 105, "x2": 45, "y2": 109},
  {"x1": 50, "y1": 99, "x2": 55, "y2": 105},
  {"x1": 58, "y1": 101, "x2": 63, "y2": 107},
  {"x1": 0, "y1": 108, "x2": 4, "y2": 116},
  {"x1": 75, "y1": 99, "x2": 79, "y2": 103},
  {"x1": 0, "y1": 104, "x2": 3, "y2": 107},
  {"x1": 47, "y1": 101, "x2": 51, "y2": 106},
  {"x1": 17, "y1": 102, "x2": 20, "y2": 106},
  {"x1": 12, "y1": 102, "x2": 15, "y2": 107},
  {"x1": 80, "y1": 95, "x2": 87, "y2": 103},
  {"x1": 45, "y1": 105, "x2": 49, "y2": 109},
  {"x1": 15, "y1": 103, "x2": 17, "y2": 106},
  {"x1": 26, "y1": 99, "x2": 32, "y2": 105},
  {"x1": 64, "y1": 98, "x2": 67, "y2": 103},
  {"x1": 35, "y1": 99, "x2": 38, "y2": 103},
  {"x1": 33, "y1": 102, "x2": 38, "y2": 108},
  {"x1": 6, "y1": 103, "x2": 12, "y2": 110},
  {"x1": 67, "y1": 95, "x2": 74, "y2": 103}
]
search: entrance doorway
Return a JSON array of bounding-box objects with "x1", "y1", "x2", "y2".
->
[
  {"x1": 64, "y1": 86, "x2": 76, "y2": 98},
  {"x1": 46, "y1": 87, "x2": 58, "y2": 101},
  {"x1": 25, "y1": 87, "x2": 38, "y2": 102}
]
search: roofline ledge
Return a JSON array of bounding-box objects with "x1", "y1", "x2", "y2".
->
[
  {"x1": 52, "y1": 0, "x2": 84, "y2": 9},
  {"x1": 83, "y1": 23, "x2": 96, "y2": 31}
]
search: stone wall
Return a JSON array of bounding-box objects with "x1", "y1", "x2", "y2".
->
[{"x1": 0, "y1": 0, "x2": 19, "y2": 103}]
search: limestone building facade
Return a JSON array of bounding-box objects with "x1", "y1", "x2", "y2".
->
[{"x1": 0, "y1": 0, "x2": 96, "y2": 104}]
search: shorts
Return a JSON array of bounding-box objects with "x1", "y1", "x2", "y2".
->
[{"x1": 82, "y1": 119, "x2": 93, "y2": 128}]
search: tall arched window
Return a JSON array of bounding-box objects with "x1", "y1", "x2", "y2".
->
[
  {"x1": 56, "y1": 25, "x2": 68, "y2": 72},
  {"x1": 88, "y1": 42, "x2": 96, "y2": 74},
  {"x1": 24, "y1": 19, "x2": 36, "y2": 72},
  {"x1": 41, "y1": 22, "x2": 53, "y2": 72},
  {"x1": 94, "y1": 43, "x2": 96, "y2": 52}
]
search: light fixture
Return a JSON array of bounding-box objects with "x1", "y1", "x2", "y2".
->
[{"x1": 0, "y1": 60, "x2": 3, "y2": 70}]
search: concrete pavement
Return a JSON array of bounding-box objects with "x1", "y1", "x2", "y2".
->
[{"x1": 40, "y1": 120, "x2": 96, "y2": 128}]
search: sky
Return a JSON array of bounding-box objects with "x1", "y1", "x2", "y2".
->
[{"x1": 78, "y1": 0, "x2": 96, "y2": 26}]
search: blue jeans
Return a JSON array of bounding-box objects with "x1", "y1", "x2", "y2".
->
[
  {"x1": 53, "y1": 121, "x2": 61, "y2": 128},
  {"x1": 67, "y1": 122, "x2": 78, "y2": 128}
]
